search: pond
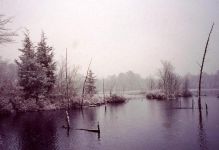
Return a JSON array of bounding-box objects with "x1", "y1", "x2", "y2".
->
[{"x1": 0, "y1": 96, "x2": 219, "y2": 150}]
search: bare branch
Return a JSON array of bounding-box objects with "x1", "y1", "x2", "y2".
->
[
  {"x1": 0, "y1": 15, "x2": 17, "y2": 44},
  {"x1": 81, "y1": 59, "x2": 92, "y2": 107}
]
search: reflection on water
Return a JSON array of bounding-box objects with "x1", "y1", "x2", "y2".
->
[
  {"x1": 20, "y1": 113, "x2": 57, "y2": 150},
  {"x1": 0, "y1": 96, "x2": 219, "y2": 150},
  {"x1": 0, "y1": 112, "x2": 58, "y2": 150},
  {"x1": 198, "y1": 110, "x2": 208, "y2": 150}
]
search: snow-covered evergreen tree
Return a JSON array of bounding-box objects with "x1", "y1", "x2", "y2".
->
[
  {"x1": 16, "y1": 32, "x2": 46, "y2": 100},
  {"x1": 85, "y1": 70, "x2": 96, "y2": 97},
  {"x1": 36, "y1": 32, "x2": 56, "y2": 94}
]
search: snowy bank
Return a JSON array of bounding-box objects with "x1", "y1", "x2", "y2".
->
[{"x1": 0, "y1": 94, "x2": 127, "y2": 114}]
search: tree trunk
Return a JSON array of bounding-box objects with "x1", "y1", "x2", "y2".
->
[
  {"x1": 198, "y1": 23, "x2": 214, "y2": 110},
  {"x1": 103, "y1": 79, "x2": 106, "y2": 104},
  {"x1": 81, "y1": 59, "x2": 92, "y2": 107},
  {"x1": 65, "y1": 49, "x2": 69, "y2": 109}
]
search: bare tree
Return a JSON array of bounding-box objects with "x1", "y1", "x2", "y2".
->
[
  {"x1": 108, "y1": 76, "x2": 117, "y2": 97},
  {"x1": 198, "y1": 23, "x2": 214, "y2": 110},
  {"x1": 0, "y1": 15, "x2": 17, "y2": 44},
  {"x1": 55, "y1": 58, "x2": 80, "y2": 101},
  {"x1": 0, "y1": 58, "x2": 17, "y2": 95},
  {"x1": 65, "y1": 49, "x2": 69, "y2": 109},
  {"x1": 158, "y1": 61, "x2": 180, "y2": 99},
  {"x1": 182, "y1": 76, "x2": 192, "y2": 97},
  {"x1": 0, "y1": 58, "x2": 17, "y2": 111},
  {"x1": 81, "y1": 59, "x2": 92, "y2": 107},
  {"x1": 103, "y1": 79, "x2": 106, "y2": 103},
  {"x1": 146, "y1": 76, "x2": 155, "y2": 91},
  {"x1": 84, "y1": 69, "x2": 97, "y2": 97}
]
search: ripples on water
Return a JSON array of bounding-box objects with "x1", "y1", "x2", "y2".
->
[{"x1": 0, "y1": 96, "x2": 219, "y2": 150}]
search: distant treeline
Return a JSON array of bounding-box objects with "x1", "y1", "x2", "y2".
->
[
  {"x1": 187, "y1": 71, "x2": 219, "y2": 89},
  {"x1": 95, "y1": 70, "x2": 219, "y2": 93},
  {"x1": 96, "y1": 71, "x2": 146, "y2": 94},
  {"x1": 1, "y1": 58, "x2": 218, "y2": 97}
]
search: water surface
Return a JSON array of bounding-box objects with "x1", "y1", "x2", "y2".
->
[{"x1": 0, "y1": 96, "x2": 219, "y2": 150}]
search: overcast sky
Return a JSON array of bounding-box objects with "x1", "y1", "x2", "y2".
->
[{"x1": 0, "y1": 0, "x2": 219, "y2": 78}]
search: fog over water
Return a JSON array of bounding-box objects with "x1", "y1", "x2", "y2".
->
[{"x1": 0, "y1": 0, "x2": 219, "y2": 77}]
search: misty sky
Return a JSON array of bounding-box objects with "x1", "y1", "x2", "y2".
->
[{"x1": 0, "y1": 0, "x2": 219, "y2": 78}]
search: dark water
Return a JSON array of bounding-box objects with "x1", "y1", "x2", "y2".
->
[{"x1": 0, "y1": 96, "x2": 219, "y2": 150}]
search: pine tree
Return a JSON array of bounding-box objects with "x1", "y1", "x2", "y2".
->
[
  {"x1": 85, "y1": 70, "x2": 96, "y2": 97},
  {"x1": 16, "y1": 32, "x2": 46, "y2": 100},
  {"x1": 36, "y1": 32, "x2": 56, "y2": 94}
]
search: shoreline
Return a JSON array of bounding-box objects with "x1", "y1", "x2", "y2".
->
[{"x1": 0, "y1": 95, "x2": 127, "y2": 115}]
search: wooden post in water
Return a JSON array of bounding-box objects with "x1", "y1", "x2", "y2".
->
[
  {"x1": 97, "y1": 122, "x2": 100, "y2": 133},
  {"x1": 97, "y1": 122, "x2": 100, "y2": 139},
  {"x1": 205, "y1": 103, "x2": 208, "y2": 115},
  {"x1": 65, "y1": 110, "x2": 70, "y2": 129},
  {"x1": 103, "y1": 79, "x2": 106, "y2": 110}
]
